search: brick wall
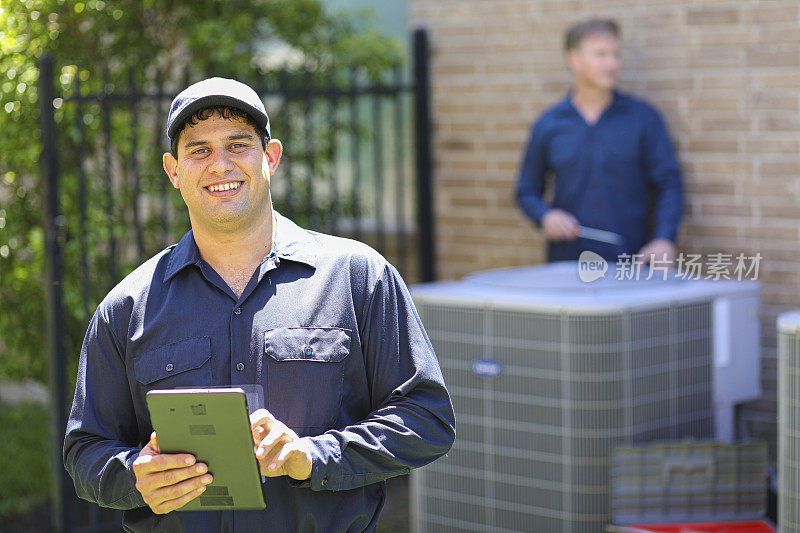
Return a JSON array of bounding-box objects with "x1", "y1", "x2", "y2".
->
[{"x1": 409, "y1": 0, "x2": 800, "y2": 457}]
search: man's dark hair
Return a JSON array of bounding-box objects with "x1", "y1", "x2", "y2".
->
[
  {"x1": 564, "y1": 19, "x2": 620, "y2": 52},
  {"x1": 170, "y1": 106, "x2": 270, "y2": 158}
]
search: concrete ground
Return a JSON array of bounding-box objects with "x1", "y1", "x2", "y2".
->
[{"x1": 0, "y1": 379, "x2": 48, "y2": 406}]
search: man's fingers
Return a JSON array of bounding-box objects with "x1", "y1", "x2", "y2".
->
[
  {"x1": 249, "y1": 408, "x2": 278, "y2": 428},
  {"x1": 153, "y1": 473, "x2": 213, "y2": 502},
  {"x1": 264, "y1": 444, "x2": 293, "y2": 475},
  {"x1": 144, "y1": 471, "x2": 213, "y2": 510},
  {"x1": 273, "y1": 440, "x2": 299, "y2": 467},
  {"x1": 247, "y1": 410, "x2": 309, "y2": 479},
  {"x1": 158, "y1": 463, "x2": 210, "y2": 488},
  {"x1": 560, "y1": 222, "x2": 577, "y2": 239},
  {"x1": 151, "y1": 483, "x2": 209, "y2": 514},
  {"x1": 271, "y1": 440, "x2": 313, "y2": 481},
  {"x1": 543, "y1": 209, "x2": 579, "y2": 241},
  {"x1": 561, "y1": 215, "x2": 579, "y2": 238},
  {"x1": 258, "y1": 426, "x2": 288, "y2": 451},
  {"x1": 254, "y1": 421, "x2": 302, "y2": 475},
  {"x1": 135, "y1": 464, "x2": 211, "y2": 499},
  {"x1": 556, "y1": 223, "x2": 577, "y2": 241},
  {"x1": 256, "y1": 427, "x2": 291, "y2": 463},
  {"x1": 133, "y1": 452, "x2": 197, "y2": 475},
  {"x1": 561, "y1": 212, "x2": 578, "y2": 226},
  {"x1": 637, "y1": 239, "x2": 676, "y2": 265},
  {"x1": 252, "y1": 424, "x2": 265, "y2": 445},
  {"x1": 260, "y1": 443, "x2": 289, "y2": 476}
]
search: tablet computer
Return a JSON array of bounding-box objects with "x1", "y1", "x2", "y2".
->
[{"x1": 145, "y1": 387, "x2": 266, "y2": 511}]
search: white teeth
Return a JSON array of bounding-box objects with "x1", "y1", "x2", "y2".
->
[{"x1": 208, "y1": 182, "x2": 241, "y2": 192}]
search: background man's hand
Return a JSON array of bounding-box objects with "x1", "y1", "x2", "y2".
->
[
  {"x1": 541, "y1": 209, "x2": 580, "y2": 242},
  {"x1": 250, "y1": 409, "x2": 312, "y2": 481},
  {"x1": 132, "y1": 432, "x2": 213, "y2": 514},
  {"x1": 637, "y1": 238, "x2": 677, "y2": 266}
]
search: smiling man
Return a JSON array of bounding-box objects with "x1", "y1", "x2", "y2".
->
[
  {"x1": 63, "y1": 78, "x2": 455, "y2": 532},
  {"x1": 516, "y1": 19, "x2": 683, "y2": 264}
]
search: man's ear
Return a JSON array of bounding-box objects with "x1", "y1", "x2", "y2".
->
[
  {"x1": 163, "y1": 153, "x2": 179, "y2": 188},
  {"x1": 265, "y1": 139, "x2": 283, "y2": 176},
  {"x1": 565, "y1": 50, "x2": 579, "y2": 73}
]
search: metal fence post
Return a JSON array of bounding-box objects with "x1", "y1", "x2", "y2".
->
[
  {"x1": 38, "y1": 53, "x2": 71, "y2": 533},
  {"x1": 413, "y1": 28, "x2": 435, "y2": 282}
]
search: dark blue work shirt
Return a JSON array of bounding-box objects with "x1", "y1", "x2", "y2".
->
[
  {"x1": 516, "y1": 91, "x2": 683, "y2": 261},
  {"x1": 64, "y1": 212, "x2": 456, "y2": 532}
]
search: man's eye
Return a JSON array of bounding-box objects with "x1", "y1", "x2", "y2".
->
[{"x1": 192, "y1": 148, "x2": 209, "y2": 155}]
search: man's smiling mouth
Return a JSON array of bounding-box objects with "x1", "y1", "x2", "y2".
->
[{"x1": 206, "y1": 181, "x2": 243, "y2": 192}]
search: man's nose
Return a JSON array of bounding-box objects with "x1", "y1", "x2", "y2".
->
[{"x1": 208, "y1": 148, "x2": 234, "y2": 174}]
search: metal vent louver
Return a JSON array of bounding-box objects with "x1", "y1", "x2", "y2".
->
[
  {"x1": 778, "y1": 311, "x2": 800, "y2": 533},
  {"x1": 411, "y1": 263, "x2": 760, "y2": 533}
]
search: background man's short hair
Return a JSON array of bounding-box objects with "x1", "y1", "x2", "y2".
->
[
  {"x1": 564, "y1": 19, "x2": 620, "y2": 51},
  {"x1": 170, "y1": 105, "x2": 270, "y2": 158}
]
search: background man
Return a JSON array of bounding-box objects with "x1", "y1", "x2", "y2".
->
[
  {"x1": 516, "y1": 19, "x2": 683, "y2": 264},
  {"x1": 64, "y1": 77, "x2": 455, "y2": 532}
]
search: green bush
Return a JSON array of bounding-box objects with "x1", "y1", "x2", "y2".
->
[
  {"x1": 0, "y1": 0, "x2": 403, "y2": 384},
  {"x1": 0, "y1": 403, "x2": 51, "y2": 520}
]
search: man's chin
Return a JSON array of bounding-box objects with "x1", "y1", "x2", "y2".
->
[
  {"x1": 584, "y1": 78, "x2": 616, "y2": 92},
  {"x1": 596, "y1": 79, "x2": 616, "y2": 90}
]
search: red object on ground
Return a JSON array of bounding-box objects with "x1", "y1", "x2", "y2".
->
[{"x1": 629, "y1": 521, "x2": 774, "y2": 533}]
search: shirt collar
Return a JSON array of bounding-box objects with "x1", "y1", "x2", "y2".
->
[
  {"x1": 163, "y1": 210, "x2": 318, "y2": 282},
  {"x1": 163, "y1": 230, "x2": 202, "y2": 282},
  {"x1": 562, "y1": 89, "x2": 620, "y2": 115},
  {"x1": 271, "y1": 211, "x2": 318, "y2": 268}
]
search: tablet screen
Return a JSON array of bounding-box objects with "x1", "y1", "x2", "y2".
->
[{"x1": 146, "y1": 388, "x2": 266, "y2": 511}]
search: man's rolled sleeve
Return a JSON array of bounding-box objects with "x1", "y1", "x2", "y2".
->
[
  {"x1": 516, "y1": 122, "x2": 551, "y2": 226},
  {"x1": 63, "y1": 307, "x2": 146, "y2": 510},
  {"x1": 298, "y1": 262, "x2": 455, "y2": 492},
  {"x1": 289, "y1": 434, "x2": 342, "y2": 491},
  {"x1": 643, "y1": 109, "x2": 683, "y2": 243}
]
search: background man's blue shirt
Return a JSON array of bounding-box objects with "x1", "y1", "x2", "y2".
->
[
  {"x1": 63, "y1": 212, "x2": 455, "y2": 532},
  {"x1": 516, "y1": 91, "x2": 683, "y2": 261}
]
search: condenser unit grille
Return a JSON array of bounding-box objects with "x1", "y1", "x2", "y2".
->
[
  {"x1": 779, "y1": 312, "x2": 800, "y2": 533},
  {"x1": 412, "y1": 301, "x2": 713, "y2": 533}
]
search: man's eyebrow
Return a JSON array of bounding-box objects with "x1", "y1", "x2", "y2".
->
[
  {"x1": 227, "y1": 133, "x2": 256, "y2": 141},
  {"x1": 183, "y1": 133, "x2": 257, "y2": 149},
  {"x1": 183, "y1": 139, "x2": 208, "y2": 149}
]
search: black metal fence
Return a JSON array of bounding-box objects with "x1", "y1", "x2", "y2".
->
[{"x1": 39, "y1": 29, "x2": 432, "y2": 533}]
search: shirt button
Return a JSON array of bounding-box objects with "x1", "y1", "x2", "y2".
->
[
  {"x1": 303, "y1": 345, "x2": 314, "y2": 356},
  {"x1": 236, "y1": 362, "x2": 245, "y2": 372},
  {"x1": 233, "y1": 307, "x2": 242, "y2": 315},
  {"x1": 165, "y1": 363, "x2": 174, "y2": 372}
]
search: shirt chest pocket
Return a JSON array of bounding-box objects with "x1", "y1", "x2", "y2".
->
[
  {"x1": 264, "y1": 327, "x2": 351, "y2": 434},
  {"x1": 549, "y1": 131, "x2": 583, "y2": 171},
  {"x1": 134, "y1": 336, "x2": 213, "y2": 391},
  {"x1": 602, "y1": 132, "x2": 641, "y2": 167}
]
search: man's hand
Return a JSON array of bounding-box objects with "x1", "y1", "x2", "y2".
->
[
  {"x1": 250, "y1": 409, "x2": 312, "y2": 481},
  {"x1": 132, "y1": 432, "x2": 213, "y2": 514},
  {"x1": 541, "y1": 209, "x2": 580, "y2": 242},
  {"x1": 637, "y1": 238, "x2": 677, "y2": 266}
]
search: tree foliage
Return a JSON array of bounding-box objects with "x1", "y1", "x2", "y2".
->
[{"x1": 0, "y1": 0, "x2": 403, "y2": 382}]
